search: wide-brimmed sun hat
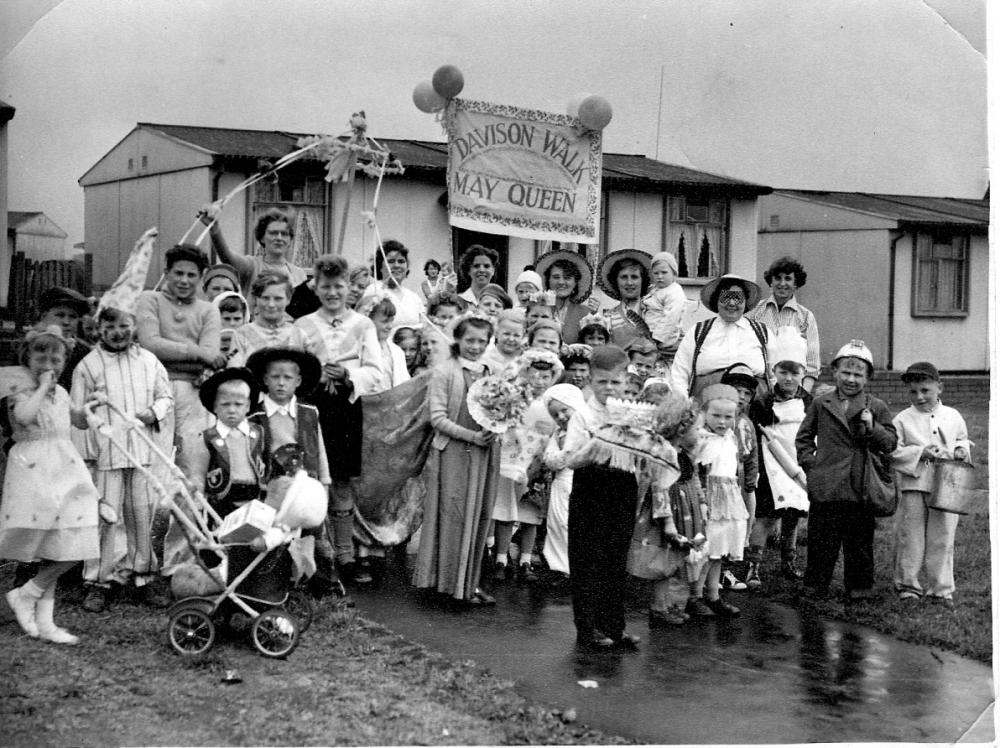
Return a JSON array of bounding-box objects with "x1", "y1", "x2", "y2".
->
[
  {"x1": 535, "y1": 250, "x2": 595, "y2": 303},
  {"x1": 699, "y1": 273, "x2": 762, "y2": 313},
  {"x1": 245, "y1": 347, "x2": 322, "y2": 396},
  {"x1": 597, "y1": 249, "x2": 652, "y2": 301}
]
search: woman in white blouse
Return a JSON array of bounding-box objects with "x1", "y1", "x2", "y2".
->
[
  {"x1": 364, "y1": 239, "x2": 424, "y2": 331},
  {"x1": 669, "y1": 274, "x2": 773, "y2": 399}
]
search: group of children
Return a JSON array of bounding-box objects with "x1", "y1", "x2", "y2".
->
[{"x1": 0, "y1": 241, "x2": 974, "y2": 650}]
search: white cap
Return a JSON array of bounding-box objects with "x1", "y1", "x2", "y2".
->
[
  {"x1": 513, "y1": 270, "x2": 544, "y2": 293},
  {"x1": 772, "y1": 326, "x2": 808, "y2": 368},
  {"x1": 831, "y1": 339, "x2": 874, "y2": 371}
]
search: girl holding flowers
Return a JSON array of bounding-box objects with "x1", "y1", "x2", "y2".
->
[
  {"x1": 413, "y1": 314, "x2": 500, "y2": 606},
  {"x1": 491, "y1": 349, "x2": 562, "y2": 583}
]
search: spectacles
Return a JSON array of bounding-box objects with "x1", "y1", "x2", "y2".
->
[{"x1": 266, "y1": 230, "x2": 291, "y2": 237}]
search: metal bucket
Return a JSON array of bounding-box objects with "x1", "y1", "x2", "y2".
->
[{"x1": 927, "y1": 460, "x2": 977, "y2": 515}]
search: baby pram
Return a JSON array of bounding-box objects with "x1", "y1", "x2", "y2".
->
[{"x1": 83, "y1": 398, "x2": 317, "y2": 659}]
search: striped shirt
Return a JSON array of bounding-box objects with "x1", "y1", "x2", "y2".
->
[
  {"x1": 746, "y1": 296, "x2": 820, "y2": 379},
  {"x1": 293, "y1": 307, "x2": 383, "y2": 401},
  {"x1": 71, "y1": 344, "x2": 173, "y2": 469}
]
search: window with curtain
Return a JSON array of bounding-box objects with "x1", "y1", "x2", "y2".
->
[
  {"x1": 665, "y1": 196, "x2": 728, "y2": 279},
  {"x1": 251, "y1": 173, "x2": 328, "y2": 266},
  {"x1": 912, "y1": 232, "x2": 969, "y2": 317}
]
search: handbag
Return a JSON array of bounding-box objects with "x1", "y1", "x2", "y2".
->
[{"x1": 861, "y1": 395, "x2": 898, "y2": 517}]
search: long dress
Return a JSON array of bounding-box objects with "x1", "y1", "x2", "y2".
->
[
  {"x1": 412, "y1": 369, "x2": 499, "y2": 600},
  {"x1": 0, "y1": 385, "x2": 100, "y2": 562}
]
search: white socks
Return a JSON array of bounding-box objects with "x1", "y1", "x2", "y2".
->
[
  {"x1": 5, "y1": 581, "x2": 43, "y2": 637},
  {"x1": 35, "y1": 581, "x2": 79, "y2": 645}
]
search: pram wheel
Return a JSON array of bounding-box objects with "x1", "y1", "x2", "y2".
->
[
  {"x1": 284, "y1": 589, "x2": 314, "y2": 633},
  {"x1": 168, "y1": 605, "x2": 216, "y2": 656},
  {"x1": 251, "y1": 609, "x2": 300, "y2": 659}
]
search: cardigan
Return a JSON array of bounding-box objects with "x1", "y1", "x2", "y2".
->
[
  {"x1": 428, "y1": 357, "x2": 490, "y2": 451},
  {"x1": 795, "y1": 391, "x2": 896, "y2": 504}
]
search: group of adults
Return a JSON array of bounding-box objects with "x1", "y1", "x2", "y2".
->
[{"x1": 438, "y1": 242, "x2": 820, "y2": 397}]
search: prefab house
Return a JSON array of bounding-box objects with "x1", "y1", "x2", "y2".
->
[
  {"x1": 757, "y1": 190, "x2": 989, "y2": 372},
  {"x1": 80, "y1": 123, "x2": 770, "y2": 308}
]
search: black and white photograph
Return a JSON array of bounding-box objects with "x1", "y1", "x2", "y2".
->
[{"x1": 0, "y1": 0, "x2": 992, "y2": 744}]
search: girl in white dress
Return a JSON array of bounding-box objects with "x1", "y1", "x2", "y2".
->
[
  {"x1": 0, "y1": 327, "x2": 107, "y2": 644},
  {"x1": 687, "y1": 383, "x2": 748, "y2": 618}
]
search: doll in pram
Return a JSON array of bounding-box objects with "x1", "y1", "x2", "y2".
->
[{"x1": 84, "y1": 400, "x2": 327, "y2": 658}]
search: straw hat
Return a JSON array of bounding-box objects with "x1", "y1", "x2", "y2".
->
[
  {"x1": 699, "y1": 274, "x2": 762, "y2": 313},
  {"x1": 535, "y1": 250, "x2": 595, "y2": 303},
  {"x1": 597, "y1": 249, "x2": 652, "y2": 301}
]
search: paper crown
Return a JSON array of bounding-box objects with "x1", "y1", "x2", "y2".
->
[
  {"x1": 98, "y1": 228, "x2": 158, "y2": 317},
  {"x1": 772, "y1": 326, "x2": 808, "y2": 367},
  {"x1": 605, "y1": 396, "x2": 658, "y2": 431}
]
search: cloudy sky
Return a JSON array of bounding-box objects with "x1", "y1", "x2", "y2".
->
[{"x1": 0, "y1": 0, "x2": 988, "y2": 245}]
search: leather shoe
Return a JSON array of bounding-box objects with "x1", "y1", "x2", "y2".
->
[
  {"x1": 473, "y1": 588, "x2": 496, "y2": 606},
  {"x1": 576, "y1": 633, "x2": 615, "y2": 651},
  {"x1": 685, "y1": 597, "x2": 716, "y2": 617},
  {"x1": 781, "y1": 559, "x2": 805, "y2": 580},
  {"x1": 82, "y1": 587, "x2": 107, "y2": 613},
  {"x1": 649, "y1": 608, "x2": 687, "y2": 627},
  {"x1": 615, "y1": 631, "x2": 641, "y2": 649},
  {"x1": 705, "y1": 597, "x2": 740, "y2": 617}
]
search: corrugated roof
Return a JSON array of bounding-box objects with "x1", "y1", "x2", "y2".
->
[
  {"x1": 779, "y1": 190, "x2": 988, "y2": 228},
  {"x1": 138, "y1": 123, "x2": 770, "y2": 195}
]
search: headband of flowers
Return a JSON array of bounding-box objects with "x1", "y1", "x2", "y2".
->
[
  {"x1": 356, "y1": 288, "x2": 393, "y2": 317},
  {"x1": 444, "y1": 308, "x2": 495, "y2": 337},
  {"x1": 24, "y1": 324, "x2": 69, "y2": 344},
  {"x1": 527, "y1": 290, "x2": 557, "y2": 307},
  {"x1": 514, "y1": 348, "x2": 564, "y2": 376},
  {"x1": 563, "y1": 343, "x2": 593, "y2": 361}
]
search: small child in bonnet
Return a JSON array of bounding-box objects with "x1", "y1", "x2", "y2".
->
[{"x1": 642, "y1": 252, "x2": 688, "y2": 363}]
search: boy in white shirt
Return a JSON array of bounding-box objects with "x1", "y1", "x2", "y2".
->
[{"x1": 890, "y1": 361, "x2": 971, "y2": 608}]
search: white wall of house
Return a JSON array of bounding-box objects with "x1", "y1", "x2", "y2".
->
[
  {"x1": 757, "y1": 228, "x2": 891, "y2": 369},
  {"x1": 10, "y1": 214, "x2": 69, "y2": 261},
  {"x1": 757, "y1": 192, "x2": 989, "y2": 371},
  {"x1": 891, "y1": 232, "x2": 989, "y2": 371},
  {"x1": 85, "y1": 168, "x2": 213, "y2": 289}
]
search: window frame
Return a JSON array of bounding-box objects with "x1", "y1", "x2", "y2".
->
[{"x1": 910, "y1": 230, "x2": 970, "y2": 318}]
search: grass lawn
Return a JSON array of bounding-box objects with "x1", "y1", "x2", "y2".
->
[
  {"x1": 0, "y1": 583, "x2": 627, "y2": 747},
  {"x1": 753, "y1": 398, "x2": 992, "y2": 663}
]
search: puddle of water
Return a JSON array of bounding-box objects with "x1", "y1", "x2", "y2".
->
[{"x1": 355, "y1": 565, "x2": 993, "y2": 744}]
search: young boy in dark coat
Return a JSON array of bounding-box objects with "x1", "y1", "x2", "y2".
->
[{"x1": 796, "y1": 340, "x2": 896, "y2": 601}]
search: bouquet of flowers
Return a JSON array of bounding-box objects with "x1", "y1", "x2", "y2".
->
[{"x1": 466, "y1": 375, "x2": 529, "y2": 433}]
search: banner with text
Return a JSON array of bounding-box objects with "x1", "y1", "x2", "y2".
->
[{"x1": 445, "y1": 98, "x2": 602, "y2": 243}]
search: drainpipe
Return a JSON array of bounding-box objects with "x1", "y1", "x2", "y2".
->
[{"x1": 886, "y1": 229, "x2": 905, "y2": 371}]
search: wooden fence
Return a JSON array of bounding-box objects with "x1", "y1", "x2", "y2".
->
[{"x1": 6, "y1": 252, "x2": 93, "y2": 328}]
